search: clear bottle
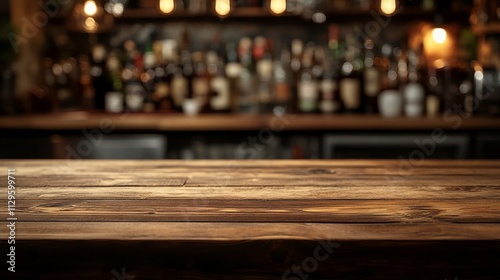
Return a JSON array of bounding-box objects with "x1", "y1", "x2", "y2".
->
[
  {"x1": 238, "y1": 37, "x2": 257, "y2": 114},
  {"x1": 298, "y1": 49, "x2": 319, "y2": 113}
]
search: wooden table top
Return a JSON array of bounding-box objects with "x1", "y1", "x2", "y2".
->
[{"x1": 2, "y1": 160, "x2": 500, "y2": 241}]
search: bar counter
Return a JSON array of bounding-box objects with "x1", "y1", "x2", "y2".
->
[
  {"x1": 1, "y1": 160, "x2": 500, "y2": 279},
  {"x1": 1, "y1": 113, "x2": 500, "y2": 131}
]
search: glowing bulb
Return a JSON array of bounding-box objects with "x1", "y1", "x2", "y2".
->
[
  {"x1": 380, "y1": 0, "x2": 397, "y2": 15},
  {"x1": 432, "y1": 28, "x2": 447, "y2": 44},
  {"x1": 270, "y1": 0, "x2": 286, "y2": 15},
  {"x1": 159, "y1": 0, "x2": 175, "y2": 14},
  {"x1": 83, "y1": 0, "x2": 98, "y2": 16},
  {"x1": 215, "y1": 0, "x2": 231, "y2": 17}
]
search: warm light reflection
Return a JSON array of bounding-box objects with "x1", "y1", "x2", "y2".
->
[
  {"x1": 83, "y1": 0, "x2": 98, "y2": 16},
  {"x1": 380, "y1": 0, "x2": 397, "y2": 15},
  {"x1": 84, "y1": 17, "x2": 98, "y2": 32},
  {"x1": 159, "y1": 0, "x2": 175, "y2": 14},
  {"x1": 432, "y1": 28, "x2": 447, "y2": 44},
  {"x1": 270, "y1": 0, "x2": 286, "y2": 15},
  {"x1": 433, "y1": 59, "x2": 446, "y2": 69},
  {"x1": 215, "y1": 0, "x2": 231, "y2": 17}
]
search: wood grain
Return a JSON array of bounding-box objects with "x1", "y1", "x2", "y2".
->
[{"x1": 0, "y1": 160, "x2": 499, "y2": 240}]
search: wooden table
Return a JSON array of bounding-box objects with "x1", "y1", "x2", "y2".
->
[{"x1": 1, "y1": 160, "x2": 500, "y2": 279}]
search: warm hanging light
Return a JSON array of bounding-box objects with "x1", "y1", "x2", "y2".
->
[
  {"x1": 269, "y1": 0, "x2": 286, "y2": 15},
  {"x1": 380, "y1": 0, "x2": 397, "y2": 15},
  {"x1": 83, "y1": 0, "x2": 98, "y2": 16},
  {"x1": 432, "y1": 27, "x2": 447, "y2": 44},
  {"x1": 68, "y1": 0, "x2": 113, "y2": 33},
  {"x1": 215, "y1": 0, "x2": 231, "y2": 18},
  {"x1": 159, "y1": 0, "x2": 175, "y2": 14}
]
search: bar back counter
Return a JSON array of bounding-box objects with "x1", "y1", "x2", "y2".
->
[{"x1": 1, "y1": 160, "x2": 499, "y2": 279}]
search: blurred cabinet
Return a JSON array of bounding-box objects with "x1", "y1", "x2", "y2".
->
[
  {"x1": 475, "y1": 134, "x2": 500, "y2": 158},
  {"x1": 323, "y1": 134, "x2": 470, "y2": 159},
  {"x1": 52, "y1": 134, "x2": 167, "y2": 159}
]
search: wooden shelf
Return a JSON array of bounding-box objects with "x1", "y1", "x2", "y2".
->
[
  {"x1": 1, "y1": 113, "x2": 499, "y2": 131},
  {"x1": 51, "y1": 7, "x2": 471, "y2": 24},
  {"x1": 472, "y1": 22, "x2": 500, "y2": 35}
]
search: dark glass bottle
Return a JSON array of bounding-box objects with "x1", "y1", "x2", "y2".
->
[
  {"x1": 363, "y1": 39, "x2": 380, "y2": 114},
  {"x1": 192, "y1": 52, "x2": 211, "y2": 113},
  {"x1": 91, "y1": 44, "x2": 112, "y2": 111},
  {"x1": 339, "y1": 47, "x2": 365, "y2": 113},
  {"x1": 273, "y1": 48, "x2": 292, "y2": 113}
]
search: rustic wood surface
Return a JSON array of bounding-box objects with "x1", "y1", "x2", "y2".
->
[
  {"x1": 1, "y1": 160, "x2": 500, "y2": 240},
  {"x1": 1, "y1": 113, "x2": 500, "y2": 131},
  {"x1": 1, "y1": 160, "x2": 499, "y2": 279}
]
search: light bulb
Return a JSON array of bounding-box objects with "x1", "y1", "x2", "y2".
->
[
  {"x1": 159, "y1": 0, "x2": 175, "y2": 14},
  {"x1": 432, "y1": 28, "x2": 447, "y2": 44},
  {"x1": 83, "y1": 0, "x2": 98, "y2": 16},
  {"x1": 270, "y1": 0, "x2": 286, "y2": 15},
  {"x1": 215, "y1": 0, "x2": 231, "y2": 17},
  {"x1": 380, "y1": 0, "x2": 397, "y2": 15}
]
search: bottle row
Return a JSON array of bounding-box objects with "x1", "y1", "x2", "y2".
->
[{"x1": 30, "y1": 31, "x2": 475, "y2": 118}]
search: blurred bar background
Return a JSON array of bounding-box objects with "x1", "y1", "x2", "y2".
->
[{"x1": 1, "y1": 0, "x2": 500, "y2": 159}]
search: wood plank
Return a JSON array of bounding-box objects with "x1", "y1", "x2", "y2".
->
[
  {"x1": 14, "y1": 174, "x2": 500, "y2": 187},
  {"x1": 4, "y1": 222, "x2": 500, "y2": 241},
  {"x1": 15, "y1": 185, "x2": 500, "y2": 200},
  {"x1": 8, "y1": 199, "x2": 500, "y2": 223},
  {"x1": 16, "y1": 175, "x2": 187, "y2": 187}
]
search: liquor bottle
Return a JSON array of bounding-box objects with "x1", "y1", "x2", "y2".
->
[
  {"x1": 91, "y1": 44, "x2": 112, "y2": 111},
  {"x1": 225, "y1": 41, "x2": 242, "y2": 112},
  {"x1": 297, "y1": 48, "x2": 318, "y2": 113},
  {"x1": 290, "y1": 39, "x2": 304, "y2": 113},
  {"x1": 122, "y1": 41, "x2": 145, "y2": 112},
  {"x1": 106, "y1": 51, "x2": 124, "y2": 113},
  {"x1": 255, "y1": 37, "x2": 274, "y2": 113},
  {"x1": 397, "y1": 47, "x2": 409, "y2": 90},
  {"x1": 273, "y1": 48, "x2": 292, "y2": 113},
  {"x1": 42, "y1": 58, "x2": 57, "y2": 110},
  {"x1": 381, "y1": 44, "x2": 399, "y2": 91},
  {"x1": 78, "y1": 55, "x2": 94, "y2": 111},
  {"x1": 155, "y1": 40, "x2": 178, "y2": 112},
  {"x1": 403, "y1": 49, "x2": 425, "y2": 117},
  {"x1": 339, "y1": 46, "x2": 364, "y2": 113},
  {"x1": 68, "y1": 57, "x2": 83, "y2": 109},
  {"x1": 363, "y1": 39, "x2": 380, "y2": 114},
  {"x1": 426, "y1": 66, "x2": 441, "y2": 118},
  {"x1": 29, "y1": 59, "x2": 53, "y2": 113},
  {"x1": 54, "y1": 58, "x2": 77, "y2": 111},
  {"x1": 192, "y1": 51, "x2": 211, "y2": 113},
  {"x1": 141, "y1": 42, "x2": 157, "y2": 113},
  {"x1": 210, "y1": 57, "x2": 231, "y2": 112},
  {"x1": 238, "y1": 37, "x2": 257, "y2": 114},
  {"x1": 320, "y1": 55, "x2": 340, "y2": 114},
  {"x1": 170, "y1": 55, "x2": 189, "y2": 112}
]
